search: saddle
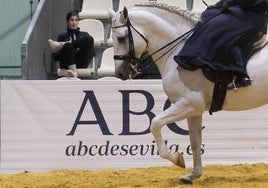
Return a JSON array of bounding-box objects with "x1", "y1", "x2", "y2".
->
[{"x1": 204, "y1": 34, "x2": 268, "y2": 115}]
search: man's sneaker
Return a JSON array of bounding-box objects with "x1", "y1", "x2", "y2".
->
[
  {"x1": 48, "y1": 39, "x2": 64, "y2": 53},
  {"x1": 66, "y1": 69, "x2": 78, "y2": 77}
]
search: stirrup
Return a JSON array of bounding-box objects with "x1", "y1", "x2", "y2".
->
[
  {"x1": 227, "y1": 76, "x2": 238, "y2": 91},
  {"x1": 227, "y1": 76, "x2": 252, "y2": 91}
]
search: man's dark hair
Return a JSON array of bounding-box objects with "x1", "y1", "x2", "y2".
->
[{"x1": 66, "y1": 11, "x2": 79, "y2": 22}]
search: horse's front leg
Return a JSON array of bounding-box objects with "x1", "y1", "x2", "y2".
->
[
  {"x1": 150, "y1": 98, "x2": 201, "y2": 169},
  {"x1": 180, "y1": 116, "x2": 203, "y2": 184}
]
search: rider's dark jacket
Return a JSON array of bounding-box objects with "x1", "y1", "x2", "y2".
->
[{"x1": 174, "y1": 0, "x2": 268, "y2": 78}]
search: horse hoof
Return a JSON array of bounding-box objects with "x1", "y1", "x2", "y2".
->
[
  {"x1": 174, "y1": 152, "x2": 185, "y2": 168},
  {"x1": 180, "y1": 177, "x2": 193, "y2": 184}
]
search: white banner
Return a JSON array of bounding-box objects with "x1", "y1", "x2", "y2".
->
[{"x1": 1, "y1": 80, "x2": 267, "y2": 173}]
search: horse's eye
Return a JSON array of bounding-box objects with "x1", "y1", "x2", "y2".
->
[{"x1": 117, "y1": 36, "x2": 125, "y2": 43}]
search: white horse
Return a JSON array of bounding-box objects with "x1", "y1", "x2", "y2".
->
[{"x1": 109, "y1": 2, "x2": 268, "y2": 184}]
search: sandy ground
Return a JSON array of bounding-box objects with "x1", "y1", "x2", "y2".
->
[{"x1": 0, "y1": 163, "x2": 267, "y2": 188}]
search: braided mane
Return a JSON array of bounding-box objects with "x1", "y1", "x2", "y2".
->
[{"x1": 135, "y1": 2, "x2": 200, "y2": 24}]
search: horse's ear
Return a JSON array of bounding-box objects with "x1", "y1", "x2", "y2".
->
[
  {"x1": 108, "y1": 8, "x2": 116, "y2": 18},
  {"x1": 123, "y1": 7, "x2": 128, "y2": 20},
  {"x1": 119, "y1": 6, "x2": 128, "y2": 23}
]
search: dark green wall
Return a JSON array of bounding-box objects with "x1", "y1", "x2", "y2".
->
[{"x1": 0, "y1": 0, "x2": 38, "y2": 78}]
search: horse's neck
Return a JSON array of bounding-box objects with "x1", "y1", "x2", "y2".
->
[
  {"x1": 140, "y1": 10, "x2": 192, "y2": 39},
  {"x1": 129, "y1": 7, "x2": 195, "y2": 73}
]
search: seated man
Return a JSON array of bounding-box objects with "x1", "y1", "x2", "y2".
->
[
  {"x1": 174, "y1": 0, "x2": 268, "y2": 88},
  {"x1": 48, "y1": 11, "x2": 95, "y2": 77}
]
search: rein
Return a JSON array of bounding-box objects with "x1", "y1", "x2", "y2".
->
[
  {"x1": 149, "y1": 27, "x2": 196, "y2": 63},
  {"x1": 112, "y1": 14, "x2": 198, "y2": 75}
]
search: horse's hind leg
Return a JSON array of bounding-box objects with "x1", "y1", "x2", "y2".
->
[
  {"x1": 150, "y1": 98, "x2": 202, "y2": 169},
  {"x1": 180, "y1": 116, "x2": 203, "y2": 184}
]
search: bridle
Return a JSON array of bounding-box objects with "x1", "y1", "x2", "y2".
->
[
  {"x1": 112, "y1": 15, "x2": 196, "y2": 76},
  {"x1": 112, "y1": 18, "x2": 149, "y2": 76}
]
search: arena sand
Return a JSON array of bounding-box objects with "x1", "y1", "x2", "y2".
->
[{"x1": 0, "y1": 163, "x2": 267, "y2": 188}]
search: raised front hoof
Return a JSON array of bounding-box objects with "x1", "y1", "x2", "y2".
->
[{"x1": 173, "y1": 152, "x2": 185, "y2": 169}]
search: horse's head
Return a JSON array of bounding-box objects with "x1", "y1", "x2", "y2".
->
[
  {"x1": 110, "y1": 7, "x2": 149, "y2": 80},
  {"x1": 109, "y1": 3, "x2": 198, "y2": 80}
]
